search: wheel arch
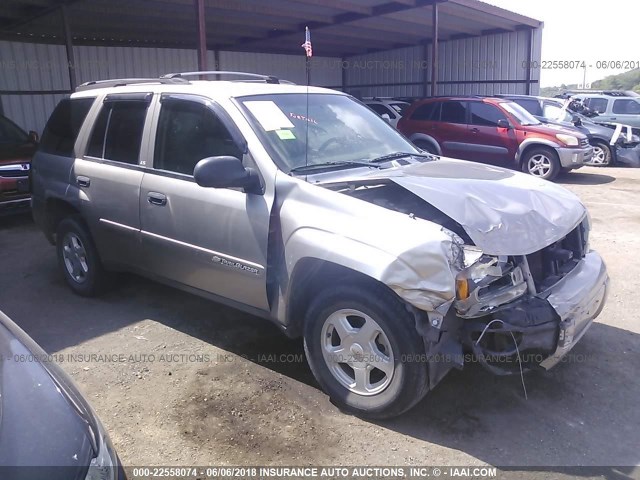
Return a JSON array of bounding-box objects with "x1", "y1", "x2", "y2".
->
[
  {"x1": 516, "y1": 139, "x2": 560, "y2": 166},
  {"x1": 409, "y1": 133, "x2": 441, "y2": 154},
  {"x1": 42, "y1": 197, "x2": 83, "y2": 244}
]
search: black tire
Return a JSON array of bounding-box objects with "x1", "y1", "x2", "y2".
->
[
  {"x1": 303, "y1": 282, "x2": 429, "y2": 419},
  {"x1": 589, "y1": 141, "x2": 612, "y2": 167},
  {"x1": 56, "y1": 216, "x2": 111, "y2": 296},
  {"x1": 521, "y1": 146, "x2": 561, "y2": 181},
  {"x1": 414, "y1": 140, "x2": 439, "y2": 155}
]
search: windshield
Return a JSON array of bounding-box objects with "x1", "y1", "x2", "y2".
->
[
  {"x1": 501, "y1": 101, "x2": 541, "y2": 126},
  {"x1": 238, "y1": 93, "x2": 419, "y2": 172}
]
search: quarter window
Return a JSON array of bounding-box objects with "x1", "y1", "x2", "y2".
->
[
  {"x1": 410, "y1": 102, "x2": 440, "y2": 121},
  {"x1": 440, "y1": 101, "x2": 468, "y2": 124},
  {"x1": 154, "y1": 100, "x2": 242, "y2": 176},
  {"x1": 469, "y1": 102, "x2": 507, "y2": 127},
  {"x1": 86, "y1": 101, "x2": 148, "y2": 164},
  {"x1": 40, "y1": 97, "x2": 94, "y2": 157}
]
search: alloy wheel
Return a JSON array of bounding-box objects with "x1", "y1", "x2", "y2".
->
[
  {"x1": 321, "y1": 308, "x2": 394, "y2": 396},
  {"x1": 527, "y1": 154, "x2": 552, "y2": 177},
  {"x1": 62, "y1": 232, "x2": 89, "y2": 283}
]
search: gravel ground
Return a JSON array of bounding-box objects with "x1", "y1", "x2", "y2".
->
[{"x1": 1, "y1": 166, "x2": 639, "y2": 478}]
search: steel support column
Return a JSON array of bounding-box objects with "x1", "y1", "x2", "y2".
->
[
  {"x1": 60, "y1": 5, "x2": 76, "y2": 91},
  {"x1": 195, "y1": 0, "x2": 207, "y2": 71},
  {"x1": 525, "y1": 27, "x2": 533, "y2": 95},
  {"x1": 431, "y1": 3, "x2": 439, "y2": 97}
]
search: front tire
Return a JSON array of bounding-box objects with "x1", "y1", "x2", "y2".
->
[
  {"x1": 303, "y1": 282, "x2": 429, "y2": 419},
  {"x1": 56, "y1": 216, "x2": 111, "y2": 296},
  {"x1": 588, "y1": 141, "x2": 612, "y2": 166},
  {"x1": 522, "y1": 147, "x2": 561, "y2": 181}
]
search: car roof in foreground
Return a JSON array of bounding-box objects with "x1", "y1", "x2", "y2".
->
[{"x1": 71, "y1": 80, "x2": 343, "y2": 100}]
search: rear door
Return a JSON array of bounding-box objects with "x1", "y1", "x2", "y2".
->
[
  {"x1": 466, "y1": 102, "x2": 516, "y2": 165},
  {"x1": 610, "y1": 98, "x2": 640, "y2": 127},
  {"x1": 74, "y1": 93, "x2": 152, "y2": 269},
  {"x1": 139, "y1": 94, "x2": 271, "y2": 311},
  {"x1": 437, "y1": 100, "x2": 471, "y2": 159}
]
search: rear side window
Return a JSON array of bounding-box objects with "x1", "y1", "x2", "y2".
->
[
  {"x1": 410, "y1": 102, "x2": 440, "y2": 121},
  {"x1": 86, "y1": 100, "x2": 149, "y2": 164},
  {"x1": 469, "y1": 102, "x2": 507, "y2": 127},
  {"x1": 368, "y1": 104, "x2": 396, "y2": 119},
  {"x1": 441, "y1": 101, "x2": 468, "y2": 124},
  {"x1": 40, "y1": 97, "x2": 94, "y2": 157},
  {"x1": 613, "y1": 99, "x2": 640, "y2": 114}
]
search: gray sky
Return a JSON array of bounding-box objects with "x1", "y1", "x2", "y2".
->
[{"x1": 483, "y1": 0, "x2": 637, "y2": 87}]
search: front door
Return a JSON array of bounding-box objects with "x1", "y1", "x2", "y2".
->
[
  {"x1": 466, "y1": 101, "x2": 516, "y2": 165},
  {"x1": 139, "y1": 95, "x2": 271, "y2": 311}
]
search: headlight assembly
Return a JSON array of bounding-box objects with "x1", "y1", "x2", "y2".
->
[{"x1": 555, "y1": 134, "x2": 579, "y2": 146}]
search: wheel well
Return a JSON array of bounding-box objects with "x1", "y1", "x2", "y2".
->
[
  {"x1": 412, "y1": 137, "x2": 440, "y2": 154},
  {"x1": 44, "y1": 199, "x2": 80, "y2": 243},
  {"x1": 285, "y1": 258, "x2": 389, "y2": 338},
  {"x1": 519, "y1": 143, "x2": 558, "y2": 166}
]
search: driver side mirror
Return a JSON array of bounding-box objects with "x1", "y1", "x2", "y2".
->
[
  {"x1": 194, "y1": 156, "x2": 263, "y2": 194},
  {"x1": 381, "y1": 113, "x2": 391, "y2": 124},
  {"x1": 28, "y1": 131, "x2": 39, "y2": 143},
  {"x1": 572, "y1": 114, "x2": 582, "y2": 126},
  {"x1": 497, "y1": 119, "x2": 511, "y2": 129}
]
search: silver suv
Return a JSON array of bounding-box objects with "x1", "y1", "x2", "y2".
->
[{"x1": 32, "y1": 72, "x2": 609, "y2": 418}]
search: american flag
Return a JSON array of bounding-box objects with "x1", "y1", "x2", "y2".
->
[{"x1": 301, "y1": 26, "x2": 312, "y2": 57}]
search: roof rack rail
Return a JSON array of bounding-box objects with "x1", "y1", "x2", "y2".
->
[
  {"x1": 75, "y1": 77, "x2": 189, "y2": 92},
  {"x1": 161, "y1": 71, "x2": 288, "y2": 84}
]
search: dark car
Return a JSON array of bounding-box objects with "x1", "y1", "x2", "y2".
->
[
  {"x1": 397, "y1": 96, "x2": 593, "y2": 181},
  {"x1": 0, "y1": 310, "x2": 123, "y2": 479},
  {"x1": 0, "y1": 114, "x2": 38, "y2": 214},
  {"x1": 498, "y1": 94, "x2": 621, "y2": 166}
]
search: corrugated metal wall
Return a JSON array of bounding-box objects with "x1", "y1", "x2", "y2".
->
[
  {"x1": 344, "y1": 29, "x2": 542, "y2": 98},
  {"x1": 0, "y1": 41, "x2": 341, "y2": 133}
]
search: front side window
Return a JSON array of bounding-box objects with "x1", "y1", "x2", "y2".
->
[
  {"x1": 469, "y1": 102, "x2": 507, "y2": 127},
  {"x1": 239, "y1": 94, "x2": 418, "y2": 172},
  {"x1": 542, "y1": 103, "x2": 565, "y2": 120},
  {"x1": 613, "y1": 99, "x2": 640, "y2": 114},
  {"x1": 584, "y1": 98, "x2": 608, "y2": 113},
  {"x1": 440, "y1": 101, "x2": 468, "y2": 124},
  {"x1": 154, "y1": 100, "x2": 242, "y2": 176},
  {"x1": 86, "y1": 101, "x2": 148, "y2": 164},
  {"x1": 40, "y1": 97, "x2": 94, "y2": 156}
]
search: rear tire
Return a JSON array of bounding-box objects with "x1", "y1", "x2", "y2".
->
[
  {"x1": 56, "y1": 216, "x2": 112, "y2": 296},
  {"x1": 303, "y1": 282, "x2": 429, "y2": 419},
  {"x1": 522, "y1": 146, "x2": 561, "y2": 181},
  {"x1": 414, "y1": 140, "x2": 439, "y2": 155}
]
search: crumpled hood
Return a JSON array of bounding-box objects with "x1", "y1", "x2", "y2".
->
[{"x1": 320, "y1": 158, "x2": 587, "y2": 256}]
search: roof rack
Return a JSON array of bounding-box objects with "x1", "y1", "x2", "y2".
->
[
  {"x1": 75, "y1": 77, "x2": 189, "y2": 92},
  {"x1": 562, "y1": 89, "x2": 638, "y2": 97},
  {"x1": 161, "y1": 71, "x2": 289, "y2": 84}
]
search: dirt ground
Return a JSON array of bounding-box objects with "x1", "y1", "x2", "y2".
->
[{"x1": 1, "y1": 166, "x2": 639, "y2": 477}]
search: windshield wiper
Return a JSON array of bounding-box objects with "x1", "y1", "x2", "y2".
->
[
  {"x1": 289, "y1": 160, "x2": 383, "y2": 174},
  {"x1": 369, "y1": 151, "x2": 435, "y2": 163}
]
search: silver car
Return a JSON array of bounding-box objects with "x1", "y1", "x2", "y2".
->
[{"x1": 31, "y1": 72, "x2": 609, "y2": 419}]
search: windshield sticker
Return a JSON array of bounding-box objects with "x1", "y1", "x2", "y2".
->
[
  {"x1": 244, "y1": 101, "x2": 294, "y2": 131},
  {"x1": 289, "y1": 112, "x2": 318, "y2": 124},
  {"x1": 276, "y1": 129, "x2": 296, "y2": 140}
]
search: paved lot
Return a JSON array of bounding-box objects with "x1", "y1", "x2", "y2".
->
[{"x1": 1, "y1": 166, "x2": 639, "y2": 476}]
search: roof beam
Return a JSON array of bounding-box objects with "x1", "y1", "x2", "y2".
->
[{"x1": 286, "y1": 0, "x2": 372, "y2": 16}]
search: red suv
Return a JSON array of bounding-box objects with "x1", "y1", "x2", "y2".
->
[
  {"x1": 397, "y1": 96, "x2": 593, "y2": 181},
  {"x1": 0, "y1": 114, "x2": 38, "y2": 214}
]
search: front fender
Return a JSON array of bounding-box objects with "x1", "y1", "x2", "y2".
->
[{"x1": 284, "y1": 227, "x2": 459, "y2": 314}]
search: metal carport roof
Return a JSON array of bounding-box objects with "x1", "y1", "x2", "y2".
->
[{"x1": 1, "y1": 0, "x2": 542, "y2": 57}]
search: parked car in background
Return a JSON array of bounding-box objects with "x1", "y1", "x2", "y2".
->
[
  {"x1": 398, "y1": 96, "x2": 593, "y2": 180},
  {"x1": 31, "y1": 73, "x2": 609, "y2": 418},
  {"x1": 0, "y1": 310, "x2": 123, "y2": 479},
  {"x1": 498, "y1": 94, "x2": 620, "y2": 166},
  {"x1": 0, "y1": 114, "x2": 38, "y2": 214},
  {"x1": 363, "y1": 97, "x2": 410, "y2": 127},
  {"x1": 570, "y1": 91, "x2": 640, "y2": 128}
]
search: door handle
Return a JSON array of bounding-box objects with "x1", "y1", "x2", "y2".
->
[
  {"x1": 76, "y1": 176, "x2": 90, "y2": 187},
  {"x1": 470, "y1": 128, "x2": 480, "y2": 134},
  {"x1": 147, "y1": 192, "x2": 167, "y2": 206}
]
